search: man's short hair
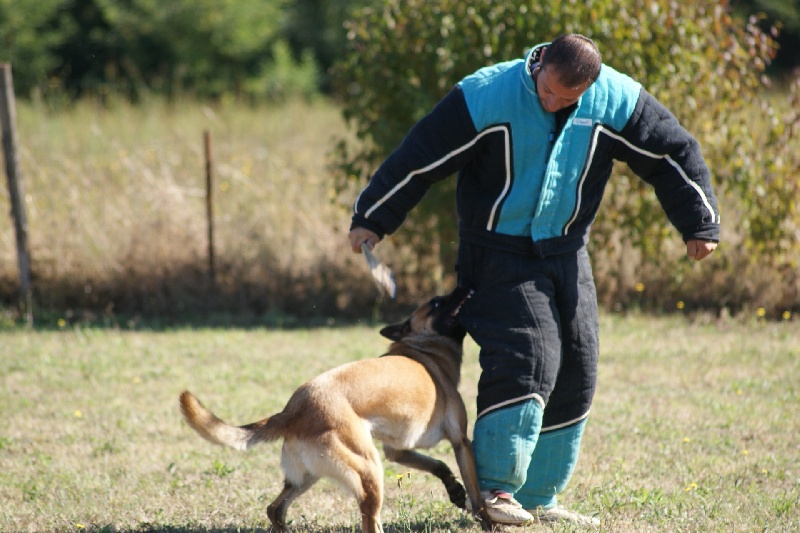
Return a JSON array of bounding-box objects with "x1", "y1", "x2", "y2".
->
[{"x1": 541, "y1": 34, "x2": 602, "y2": 90}]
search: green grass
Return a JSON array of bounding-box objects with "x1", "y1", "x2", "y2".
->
[{"x1": 1, "y1": 313, "x2": 798, "y2": 532}]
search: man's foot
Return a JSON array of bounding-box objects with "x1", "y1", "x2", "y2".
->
[
  {"x1": 479, "y1": 490, "x2": 533, "y2": 525},
  {"x1": 528, "y1": 505, "x2": 600, "y2": 527}
]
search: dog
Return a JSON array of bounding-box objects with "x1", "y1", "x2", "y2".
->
[{"x1": 179, "y1": 287, "x2": 493, "y2": 532}]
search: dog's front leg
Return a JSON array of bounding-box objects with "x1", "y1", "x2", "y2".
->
[
  {"x1": 452, "y1": 437, "x2": 495, "y2": 531},
  {"x1": 383, "y1": 445, "x2": 467, "y2": 508}
]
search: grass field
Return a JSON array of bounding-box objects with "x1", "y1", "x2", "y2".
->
[{"x1": 1, "y1": 312, "x2": 798, "y2": 532}]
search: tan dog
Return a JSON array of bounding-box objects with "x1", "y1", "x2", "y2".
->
[{"x1": 179, "y1": 287, "x2": 492, "y2": 532}]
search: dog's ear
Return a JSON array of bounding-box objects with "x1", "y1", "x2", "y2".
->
[{"x1": 380, "y1": 320, "x2": 411, "y2": 341}]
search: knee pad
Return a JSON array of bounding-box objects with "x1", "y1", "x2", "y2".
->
[
  {"x1": 514, "y1": 418, "x2": 587, "y2": 508},
  {"x1": 472, "y1": 399, "x2": 544, "y2": 493}
]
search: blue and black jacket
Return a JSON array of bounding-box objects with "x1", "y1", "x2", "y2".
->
[{"x1": 352, "y1": 43, "x2": 720, "y2": 256}]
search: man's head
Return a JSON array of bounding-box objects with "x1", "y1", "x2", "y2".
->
[{"x1": 536, "y1": 34, "x2": 602, "y2": 113}]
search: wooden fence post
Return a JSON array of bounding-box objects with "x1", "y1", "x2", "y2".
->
[
  {"x1": 204, "y1": 130, "x2": 216, "y2": 288},
  {"x1": 0, "y1": 64, "x2": 33, "y2": 326}
]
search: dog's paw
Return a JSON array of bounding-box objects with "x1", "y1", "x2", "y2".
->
[{"x1": 445, "y1": 480, "x2": 467, "y2": 509}]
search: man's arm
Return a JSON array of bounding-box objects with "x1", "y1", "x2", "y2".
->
[
  {"x1": 349, "y1": 86, "x2": 480, "y2": 247},
  {"x1": 616, "y1": 88, "x2": 721, "y2": 253}
]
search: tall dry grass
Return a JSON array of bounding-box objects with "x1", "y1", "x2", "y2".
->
[
  {"x1": 1, "y1": 97, "x2": 379, "y2": 321},
  {"x1": 1, "y1": 96, "x2": 797, "y2": 323}
]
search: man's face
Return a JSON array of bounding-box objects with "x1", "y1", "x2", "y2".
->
[{"x1": 536, "y1": 66, "x2": 589, "y2": 113}]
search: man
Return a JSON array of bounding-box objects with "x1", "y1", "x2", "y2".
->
[{"x1": 348, "y1": 34, "x2": 719, "y2": 526}]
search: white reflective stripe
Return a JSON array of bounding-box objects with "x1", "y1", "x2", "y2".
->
[
  {"x1": 578, "y1": 126, "x2": 718, "y2": 227},
  {"x1": 353, "y1": 190, "x2": 363, "y2": 214},
  {"x1": 563, "y1": 126, "x2": 602, "y2": 234},
  {"x1": 363, "y1": 125, "x2": 512, "y2": 226},
  {"x1": 486, "y1": 126, "x2": 512, "y2": 230},
  {"x1": 540, "y1": 410, "x2": 590, "y2": 433},
  {"x1": 477, "y1": 393, "x2": 545, "y2": 419}
]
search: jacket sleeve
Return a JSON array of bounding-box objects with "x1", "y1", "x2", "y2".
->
[
  {"x1": 351, "y1": 86, "x2": 480, "y2": 238},
  {"x1": 616, "y1": 88, "x2": 720, "y2": 243}
]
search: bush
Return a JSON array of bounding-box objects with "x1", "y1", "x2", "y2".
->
[
  {"x1": 248, "y1": 41, "x2": 319, "y2": 102},
  {"x1": 1, "y1": 0, "x2": 321, "y2": 102},
  {"x1": 331, "y1": 0, "x2": 800, "y2": 317}
]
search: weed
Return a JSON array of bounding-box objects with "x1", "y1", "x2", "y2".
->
[
  {"x1": 91, "y1": 441, "x2": 117, "y2": 457},
  {"x1": 22, "y1": 480, "x2": 38, "y2": 502},
  {"x1": 772, "y1": 494, "x2": 795, "y2": 517},
  {"x1": 208, "y1": 459, "x2": 235, "y2": 478}
]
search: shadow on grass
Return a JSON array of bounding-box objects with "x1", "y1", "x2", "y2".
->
[
  {"x1": 0, "y1": 258, "x2": 424, "y2": 332},
  {"x1": 108, "y1": 516, "x2": 479, "y2": 532}
]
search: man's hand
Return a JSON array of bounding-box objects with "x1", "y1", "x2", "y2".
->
[
  {"x1": 686, "y1": 239, "x2": 717, "y2": 261},
  {"x1": 349, "y1": 227, "x2": 380, "y2": 253}
]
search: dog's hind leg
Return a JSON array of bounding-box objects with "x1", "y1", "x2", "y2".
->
[
  {"x1": 268, "y1": 440, "x2": 319, "y2": 531},
  {"x1": 324, "y1": 434, "x2": 385, "y2": 533},
  {"x1": 383, "y1": 445, "x2": 467, "y2": 509},
  {"x1": 267, "y1": 474, "x2": 316, "y2": 532},
  {"x1": 354, "y1": 455, "x2": 384, "y2": 533}
]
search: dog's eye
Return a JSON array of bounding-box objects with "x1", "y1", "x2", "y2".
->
[{"x1": 431, "y1": 298, "x2": 443, "y2": 310}]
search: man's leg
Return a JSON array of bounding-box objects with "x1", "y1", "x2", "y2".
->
[
  {"x1": 515, "y1": 419, "x2": 599, "y2": 526},
  {"x1": 514, "y1": 248, "x2": 599, "y2": 525},
  {"x1": 472, "y1": 399, "x2": 543, "y2": 495},
  {"x1": 513, "y1": 418, "x2": 587, "y2": 509},
  {"x1": 469, "y1": 399, "x2": 543, "y2": 524},
  {"x1": 456, "y1": 246, "x2": 564, "y2": 524},
  {"x1": 462, "y1": 266, "x2": 562, "y2": 494}
]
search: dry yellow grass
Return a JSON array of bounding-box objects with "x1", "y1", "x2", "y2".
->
[
  {"x1": 2, "y1": 96, "x2": 798, "y2": 322},
  {"x1": 2, "y1": 97, "x2": 377, "y2": 319}
]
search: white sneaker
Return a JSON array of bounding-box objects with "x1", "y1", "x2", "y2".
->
[
  {"x1": 528, "y1": 505, "x2": 600, "y2": 527},
  {"x1": 480, "y1": 490, "x2": 533, "y2": 525}
]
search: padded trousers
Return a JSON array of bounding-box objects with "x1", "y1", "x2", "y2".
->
[{"x1": 456, "y1": 242, "x2": 598, "y2": 503}]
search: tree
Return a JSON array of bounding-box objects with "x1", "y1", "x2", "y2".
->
[
  {"x1": 282, "y1": 0, "x2": 379, "y2": 92},
  {"x1": 0, "y1": 0, "x2": 63, "y2": 95},
  {"x1": 92, "y1": 0, "x2": 289, "y2": 98},
  {"x1": 2, "y1": 0, "x2": 306, "y2": 100},
  {"x1": 732, "y1": 0, "x2": 800, "y2": 70}
]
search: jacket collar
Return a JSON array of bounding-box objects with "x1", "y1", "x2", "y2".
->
[{"x1": 523, "y1": 42, "x2": 549, "y2": 93}]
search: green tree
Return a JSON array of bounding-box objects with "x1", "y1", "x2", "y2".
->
[
  {"x1": 94, "y1": 0, "x2": 289, "y2": 98},
  {"x1": 2, "y1": 0, "x2": 313, "y2": 100},
  {"x1": 332, "y1": 0, "x2": 800, "y2": 314},
  {"x1": 733, "y1": 0, "x2": 800, "y2": 69},
  {"x1": 283, "y1": 0, "x2": 379, "y2": 91},
  {"x1": 0, "y1": 0, "x2": 63, "y2": 95}
]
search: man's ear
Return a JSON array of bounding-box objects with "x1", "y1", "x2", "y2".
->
[{"x1": 380, "y1": 320, "x2": 411, "y2": 341}]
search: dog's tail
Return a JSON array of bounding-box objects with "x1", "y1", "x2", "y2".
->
[{"x1": 179, "y1": 390, "x2": 284, "y2": 451}]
